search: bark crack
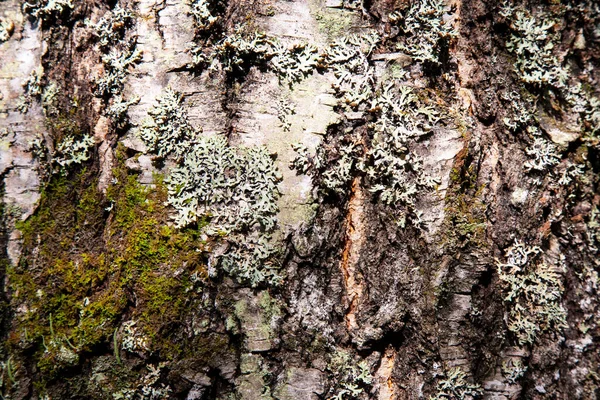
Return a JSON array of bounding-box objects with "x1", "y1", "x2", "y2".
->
[{"x1": 340, "y1": 176, "x2": 366, "y2": 331}]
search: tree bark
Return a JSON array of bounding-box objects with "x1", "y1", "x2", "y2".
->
[{"x1": 0, "y1": 0, "x2": 599, "y2": 399}]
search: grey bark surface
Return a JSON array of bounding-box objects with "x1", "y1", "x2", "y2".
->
[{"x1": 0, "y1": 0, "x2": 599, "y2": 399}]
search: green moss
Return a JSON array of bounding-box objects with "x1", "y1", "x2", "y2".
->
[
  {"x1": 441, "y1": 148, "x2": 488, "y2": 250},
  {"x1": 6, "y1": 145, "x2": 209, "y2": 381}
]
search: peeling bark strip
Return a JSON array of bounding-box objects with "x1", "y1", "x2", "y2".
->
[
  {"x1": 340, "y1": 176, "x2": 366, "y2": 331},
  {"x1": 374, "y1": 348, "x2": 398, "y2": 400},
  {"x1": 1, "y1": 0, "x2": 600, "y2": 398}
]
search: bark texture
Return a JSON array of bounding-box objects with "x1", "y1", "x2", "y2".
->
[{"x1": 0, "y1": 0, "x2": 599, "y2": 399}]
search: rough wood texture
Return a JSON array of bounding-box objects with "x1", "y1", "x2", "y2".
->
[{"x1": 0, "y1": 0, "x2": 599, "y2": 399}]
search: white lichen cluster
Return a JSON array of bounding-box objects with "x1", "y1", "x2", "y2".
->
[
  {"x1": 106, "y1": 95, "x2": 140, "y2": 127},
  {"x1": 496, "y1": 241, "x2": 567, "y2": 345},
  {"x1": 207, "y1": 29, "x2": 272, "y2": 74},
  {"x1": 564, "y1": 83, "x2": 600, "y2": 141},
  {"x1": 524, "y1": 137, "x2": 560, "y2": 172},
  {"x1": 326, "y1": 32, "x2": 379, "y2": 109},
  {"x1": 270, "y1": 42, "x2": 322, "y2": 85},
  {"x1": 113, "y1": 362, "x2": 171, "y2": 400},
  {"x1": 289, "y1": 143, "x2": 312, "y2": 174},
  {"x1": 501, "y1": 3, "x2": 600, "y2": 142},
  {"x1": 366, "y1": 82, "x2": 441, "y2": 211},
  {"x1": 23, "y1": 0, "x2": 73, "y2": 21},
  {"x1": 194, "y1": 27, "x2": 377, "y2": 90},
  {"x1": 91, "y1": 5, "x2": 140, "y2": 109},
  {"x1": 96, "y1": 47, "x2": 142, "y2": 97},
  {"x1": 283, "y1": 32, "x2": 442, "y2": 226},
  {"x1": 321, "y1": 142, "x2": 360, "y2": 196},
  {"x1": 54, "y1": 133, "x2": 95, "y2": 173},
  {"x1": 500, "y1": 91, "x2": 535, "y2": 132},
  {"x1": 139, "y1": 89, "x2": 196, "y2": 160},
  {"x1": 288, "y1": 32, "x2": 380, "y2": 194},
  {"x1": 166, "y1": 137, "x2": 282, "y2": 286},
  {"x1": 500, "y1": 4, "x2": 568, "y2": 88},
  {"x1": 327, "y1": 350, "x2": 372, "y2": 400},
  {"x1": 587, "y1": 206, "x2": 600, "y2": 252},
  {"x1": 557, "y1": 162, "x2": 585, "y2": 186},
  {"x1": 17, "y1": 67, "x2": 44, "y2": 114},
  {"x1": 0, "y1": 18, "x2": 14, "y2": 43},
  {"x1": 120, "y1": 320, "x2": 150, "y2": 354},
  {"x1": 18, "y1": 70, "x2": 60, "y2": 117},
  {"x1": 41, "y1": 81, "x2": 60, "y2": 116},
  {"x1": 140, "y1": 89, "x2": 283, "y2": 287},
  {"x1": 429, "y1": 367, "x2": 483, "y2": 400},
  {"x1": 393, "y1": 0, "x2": 457, "y2": 65},
  {"x1": 276, "y1": 96, "x2": 295, "y2": 132},
  {"x1": 86, "y1": 5, "x2": 135, "y2": 49},
  {"x1": 189, "y1": 0, "x2": 219, "y2": 31},
  {"x1": 501, "y1": 359, "x2": 527, "y2": 384}
]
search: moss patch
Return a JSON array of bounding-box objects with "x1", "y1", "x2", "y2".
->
[{"x1": 6, "y1": 146, "x2": 209, "y2": 381}]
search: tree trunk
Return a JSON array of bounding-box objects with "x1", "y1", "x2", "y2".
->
[{"x1": 0, "y1": 0, "x2": 599, "y2": 399}]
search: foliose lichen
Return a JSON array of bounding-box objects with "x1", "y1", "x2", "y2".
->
[
  {"x1": 23, "y1": 0, "x2": 73, "y2": 21},
  {"x1": 429, "y1": 367, "x2": 483, "y2": 400},
  {"x1": 54, "y1": 133, "x2": 95, "y2": 174},
  {"x1": 91, "y1": 5, "x2": 140, "y2": 101},
  {"x1": 392, "y1": 0, "x2": 457, "y2": 65},
  {"x1": 501, "y1": 359, "x2": 527, "y2": 384},
  {"x1": 139, "y1": 89, "x2": 196, "y2": 161},
  {"x1": 326, "y1": 349, "x2": 372, "y2": 400},
  {"x1": 496, "y1": 240, "x2": 567, "y2": 345},
  {"x1": 86, "y1": 5, "x2": 135, "y2": 49},
  {"x1": 139, "y1": 89, "x2": 283, "y2": 287},
  {"x1": 0, "y1": 18, "x2": 14, "y2": 43},
  {"x1": 95, "y1": 47, "x2": 142, "y2": 97}
]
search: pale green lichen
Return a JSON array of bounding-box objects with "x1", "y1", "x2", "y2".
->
[
  {"x1": 501, "y1": 3, "x2": 600, "y2": 141},
  {"x1": 112, "y1": 362, "x2": 171, "y2": 400},
  {"x1": 41, "y1": 81, "x2": 60, "y2": 117},
  {"x1": 140, "y1": 89, "x2": 283, "y2": 287},
  {"x1": 138, "y1": 89, "x2": 196, "y2": 160},
  {"x1": 209, "y1": 29, "x2": 272, "y2": 74},
  {"x1": 500, "y1": 4, "x2": 568, "y2": 88},
  {"x1": 17, "y1": 67, "x2": 44, "y2": 114},
  {"x1": 269, "y1": 41, "x2": 322, "y2": 85},
  {"x1": 188, "y1": 0, "x2": 220, "y2": 31},
  {"x1": 286, "y1": 32, "x2": 442, "y2": 227},
  {"x1": 54, "y1": 133, "x2": 95, "y2": 174},
  {"x1": 86, "y1": 5, "x2": 135, "y2": 49},
  {"x1": 89, "y1": 5, "x2": 139, "y2": 98},
  {"x1": 496, "y1": 241, "x2": 567, "y2": 345},
  {"x1": 365, "y1": 82, "x2": 441, "y2": 209},
  {"x1": 0, "y1": 18, "x2": 14, "y2": 43},
  {"x1": 289, "y1": 143, "x2": 311, "y2": 174},
  {"x1": 327, "y1": 32, "x2": 379, "y2": 109},
  {"x1": 106, "y1": 95, "x2": 140, "y2": 127},
  {"x1": 587, "y1": 206, "x2": 600, "y2": 252},
  {"x1": 276, "y1": 96, "x2": 295, "y2": 132},
  {"x1": 327, "y1": 349, "x2": 372, "y2": 400},
  {"x1": 120, "y1": 320, "x2": 150, "y2": 355},
  {"x1": 393, "y1": 0, "x2": 457, "y2": 65},
  {"x1": 524, "y1": 136, "x2": 560, "y2": 172},
  {"x1": 501, "y1": 359, "x2": 527, "y2": 384},
  {"x1": 166, "y1": 137, "x2": 282, "y2": 286},
  {"x1": 23, "y1": 0, "x2": 74, "y2": 21},
  {"x1": 95, "y1": 47, "x2": 142, "y2": 97},
  {"x1": 429, "y1": 368, "x2": 483, "y2": 400}
]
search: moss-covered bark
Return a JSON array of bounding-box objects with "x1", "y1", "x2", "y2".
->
[{"x1": 0, "y1": 0, "x2": 599, "y2": 399}]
